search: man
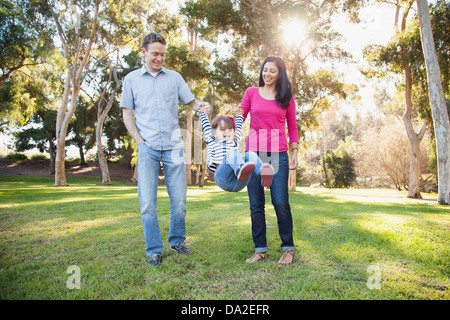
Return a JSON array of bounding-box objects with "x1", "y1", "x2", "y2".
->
[{"x1": 120, "y1": 32, "x2": 210, "y2": 266}]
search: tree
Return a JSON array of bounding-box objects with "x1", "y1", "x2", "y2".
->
[
  {"x1": 49, "y1": 0, "x2": 100, "y2": 186},
  {"x1": 69, "y1": 95, "x2": 96, "y2": 165},
  {"x1": 0, "y1": 0, "x2": 50, "y2": 84},
  {"x1": 188, "y1": 0, "x2": 357, "y2": 189},
  {"x1": 8, "y1": 50, "x2": 65, "y2": 173},
  {"x1": 0, "y1": 0, "x2": 54, "y2": 130},
  {"x1": 363, "y1": 0, "x2": 449, "y2": 199},
  {"x1": 323, "y1": 150, "x2": 356, "y2": 188},
  {"x1": 416, "y1": 0, "x2": 450, "y2": 205},
  {"x1": 37, "y1": 0, "x2": 154, "y2": 186},
  {"x1": 95, "y1": 53, "x2": 121, "y2": 185},
  {"x1": 87, "y1": 0, "x2": 152, "y2": 184},
  {"x1": 13, "y1": 107, "x2": 58, "y2": 173},
  {"x1": 363, "y1": 0, "x2": 428, "y2": 198}
]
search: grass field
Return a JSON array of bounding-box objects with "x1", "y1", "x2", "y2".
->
[{"x1": 0, "y1": 176, "x2": 449, "y2": 300}]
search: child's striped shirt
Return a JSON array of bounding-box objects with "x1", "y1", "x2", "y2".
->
[{"x1": 199, "y1": 111, "x2": 244, "y2": 173}]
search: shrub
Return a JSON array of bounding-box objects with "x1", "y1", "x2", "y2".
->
[
  {"x1": 30, "y1": 154, "x2": 48, "y2": 161},
  {"x1": 5, "y1": 153, "x2": 28, "y2": 161},
  {"x1": 322, "y1": 151, "x2": 356, "y2": 188}
]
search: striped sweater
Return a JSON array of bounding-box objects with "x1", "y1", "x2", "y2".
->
[{"x1": 199, "y1": 111, "x2": 244, "y2": 173}]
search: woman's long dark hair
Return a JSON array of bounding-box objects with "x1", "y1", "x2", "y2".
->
[{"x1": 258, "y1": 56, "x2": 292, "y2": 109}]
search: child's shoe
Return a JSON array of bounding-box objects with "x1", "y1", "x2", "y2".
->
[
  {"x1": 260, "y1": 163, "x2": 274, "y2": 187},
  {"x1": 237, "y1": 162, "x2": 256, "y2": 181}
]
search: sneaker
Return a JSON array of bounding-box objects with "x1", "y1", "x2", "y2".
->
[
  {"x1": 260, "y1": 163, "x2": 274, "y2": 188},
  {"x1": 237, "y1": 162, "x2": 256, "y2": 181},
  {"x1": 146, "y1": 254, "x2": 161, "y2": 266},
  {"x1": 170, "y1": 243, "x2": 192, "y2": 255}
]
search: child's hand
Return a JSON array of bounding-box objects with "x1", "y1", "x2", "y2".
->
[
  {"x1": 199, "y1": 102, "x2": 211, "y2": 114},
  {"x1": 232, "y1": 105, "x2": 243, "y2": 117}
]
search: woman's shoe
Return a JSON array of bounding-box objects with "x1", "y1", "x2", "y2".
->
[
  {"x1": 245, "y1": 252, "x2": 267, "y2": 263},
  {"x1": 278, "y1": 250, "x2": 294, "y2": 265},
  {"x1": 260, "y1": 163, "x2": 274, "y2": 187}
]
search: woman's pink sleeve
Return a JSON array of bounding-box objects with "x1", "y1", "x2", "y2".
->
[{"x1": 241, "y1": 88, "x2": 251, "y2": 122}]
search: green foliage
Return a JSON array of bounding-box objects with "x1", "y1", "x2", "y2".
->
[
  {"x1": 0, "y1": 0, "x2": 58, "y2": 130},
  {"x1": 30, "y1": 154, "x2": 48, "y2": 161},
  {"x1": 5, "y1": 152, "x2": 27, "y2": 161},
  {"x1": 362, "y1": 0, "x2": 450, "y2": 120},
  {"x1": 323, "y1": 151, "x2": 356, "y2": 188}
]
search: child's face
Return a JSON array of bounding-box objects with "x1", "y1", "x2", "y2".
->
[{"x1": 214, "y1": 124, "x2": 235, "y2": 141}]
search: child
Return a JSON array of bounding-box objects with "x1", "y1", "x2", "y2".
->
[{"x1": 199, "y1": 110, "x2": 274, "y2": 192}]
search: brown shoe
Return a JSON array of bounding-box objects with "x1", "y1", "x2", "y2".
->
[
  {"x1": 278, "y1": 250, "x2": 294, "y2": 265},
  {"x1": 245, "y1": 252, "x2": 267, "y2": 263}
]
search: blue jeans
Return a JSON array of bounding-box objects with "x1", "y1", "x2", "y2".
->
[
  {"x1": 137, "y1": 144, "x2": 187, "y2": 257},
  {"x1": 246, "y1": 151, "x2": 294, "y2": 253},
  {"x1": 214, "y1": 150, "x2": 263, "y2": 192}
]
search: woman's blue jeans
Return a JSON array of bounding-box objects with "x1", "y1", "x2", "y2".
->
[
  {"x1": 137, "y1": 143, "x2": 187, "y2": 257},
  {"x1": 214, "y1": 149, "x2": 263, "y2": 192},
  {"x1": 246, "y1": 151, "x2": 294, "y2": 253}
]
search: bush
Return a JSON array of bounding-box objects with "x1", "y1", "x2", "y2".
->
[
  {"x1": 322, "y1": 151, "x2": 356, "y2": 188},
  {"x1": 5, "y1": 153, "x2": 28, "y2": 161},
  {"x1": 30, "y1": 154, "x2": 48, "y2": 161}
]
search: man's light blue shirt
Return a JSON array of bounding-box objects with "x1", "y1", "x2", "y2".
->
[{"x1": 120, "y1": 65, "x2": 195, "y2": 150}]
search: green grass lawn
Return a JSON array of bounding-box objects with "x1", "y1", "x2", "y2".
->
[{"x1": 0, "y1": 176, "x2": 449, "y2": 300}]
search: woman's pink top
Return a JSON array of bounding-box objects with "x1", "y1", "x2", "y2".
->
[{"x1": 241, "y1": 87, "x2": 299, "y2": 152}]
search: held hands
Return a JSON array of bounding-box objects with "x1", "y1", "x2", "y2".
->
[
  {"x1": 198, "y1": 101, "x2": 211, "y2": 114},
  {"x1": 232, "y1": 105, "x2": 243, "y2": 117}
]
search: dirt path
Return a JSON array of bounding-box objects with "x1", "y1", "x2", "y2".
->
[{"x1": 0, "y1": 159, "x2": 134, "y2": 179}]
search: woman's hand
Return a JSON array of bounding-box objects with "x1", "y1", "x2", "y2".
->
[
  {"x1": 289, "y1": 145, "x2": 298, "y2": 170},
  {"x1": 289, "y1": 155, "x2": 298, "y2": 170},
  {"x1": 232, "y1": 105, "x2": 243, "y2": 117}
]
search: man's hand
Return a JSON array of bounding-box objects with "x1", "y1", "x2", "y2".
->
[
  {"x1": 198, "y1": 101, "x2": 211, "y2": 114},
  {"x1": 189, "y1": 100, "x2": 211, "y2": 114},
  {"x1": 232, "y1": 105, "x2": 243, "y2": 117},
  {"x1": 123, "y1": 108, "x2": 145, "y2": 144}
]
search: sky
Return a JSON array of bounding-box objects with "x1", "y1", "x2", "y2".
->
[{"x1": 0, "y1": 1, "x2": 402, "y2": 156}]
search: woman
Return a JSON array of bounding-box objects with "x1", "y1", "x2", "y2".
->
[{"x1": 240, "y1": 56, "x2": 299, "y2": 265}]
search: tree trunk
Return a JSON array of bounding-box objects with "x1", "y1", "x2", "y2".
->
[
  {"x1": 54, "y1": 72, "x2": 73, "y2": 186},
  {"x1": 78, "y1": 141, "x2": 86, "y2": 166},
  {"x1": 131, "y1": 162, "x2": 138, "y2": 183},
  {"x1": 54, "y1": 136, "x2": 68, "y2": 186},
  {"x1": 402, "y1": 65, "x2": 427, "y2": 198},
  {"x1": 417, "y1": 0, "x2": 450, "y2": 205},
  {"x1": 52, "y1": 3, "x2": 99, "y2": 187},
  {"x1": 96, "y1": 123, "x2": 111, "y2": 185},
  {"x1": 49, "y1": 139, "x2": 55, "y2": 175},
  {"x1": 96, "y1": 54, "x2": 120, "y2": 185},
  {"x1": 394, "y1": 0, "x2": 427, "y2": 198},
  {"x1": 405, "y1": 132, "x2": 421, "y2": 198},
  {"x1": 289, "y1": 169, "x2": 296, "y2": 191}
]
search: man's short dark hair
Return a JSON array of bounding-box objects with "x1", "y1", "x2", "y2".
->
[{"x1": 142, "y1": 32, "x2": 166, "y2": 50}]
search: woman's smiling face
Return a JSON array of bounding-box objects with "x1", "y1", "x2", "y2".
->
[{"x1": 262, "y1": 61, "x2": 279, "y2": 86}]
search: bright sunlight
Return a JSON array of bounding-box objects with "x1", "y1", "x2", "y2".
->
[{"x1": 281, "y1": 18, "x2": 308, "y2": 47}]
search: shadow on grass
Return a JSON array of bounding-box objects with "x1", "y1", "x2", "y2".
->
[{"x1": 1, "y1": 176, "x2": 449, "y2": 299}]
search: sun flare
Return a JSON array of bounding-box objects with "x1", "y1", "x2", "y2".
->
[{"x1": 281, "y1": 19, "x2": 308, "y2": 47}]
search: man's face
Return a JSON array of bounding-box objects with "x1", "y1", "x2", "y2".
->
[{"x1": 142, "y1": 42, "x2": 166, "y2": 73}]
